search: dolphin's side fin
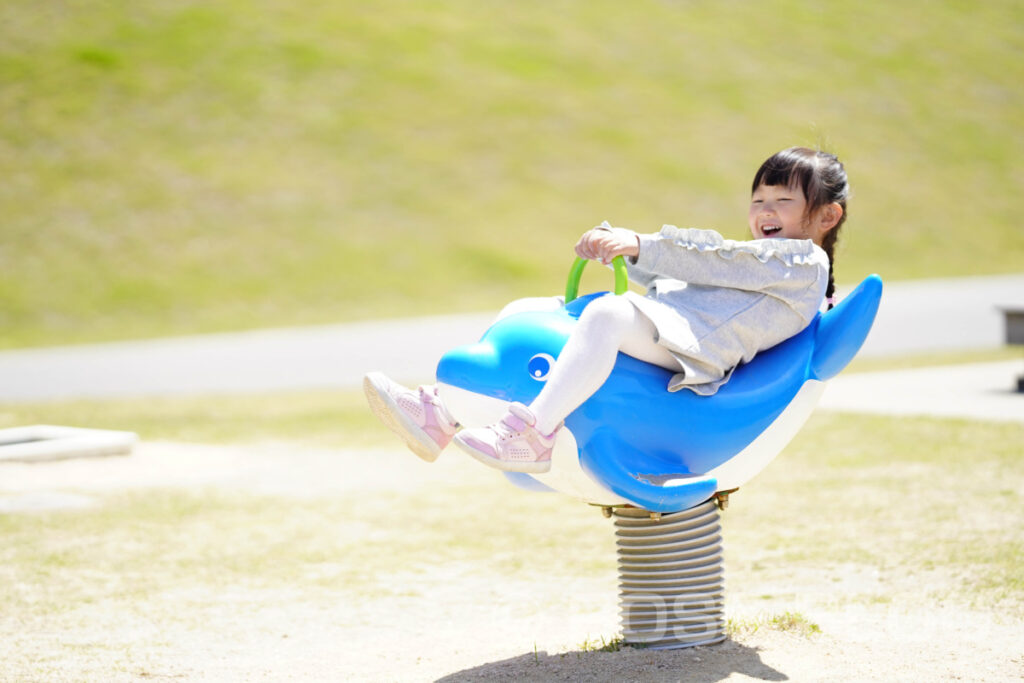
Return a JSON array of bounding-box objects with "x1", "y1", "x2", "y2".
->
[
  {"x1": 809, "y1": 274, "x2": 883, "y2": 382},
  {"x1": 579, "y1": 437, "x2": 719, "y2": 513}
]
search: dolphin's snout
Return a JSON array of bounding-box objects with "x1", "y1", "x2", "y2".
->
[{"x1": 436, "y1": 342, "x2": 501, "y2": 392}]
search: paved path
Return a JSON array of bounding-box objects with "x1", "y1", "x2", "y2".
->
[
  {"x1": 820, "y1": 360, "x2": 1022, "y2": 423},
  {"x1": 0, "y1": 313, "x2": 496, "y2": 401},
  {"x1": 1, "y1": 274, "x2": 1022, "y2": 422}
]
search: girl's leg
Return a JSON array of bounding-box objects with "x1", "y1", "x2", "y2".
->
[
  {"x1": 530, "y1": 294, "x2": 677, "y2": 434},
  {"x1": 362, "y1": 294, "x2": 569, "y2": 464},
  {"x1": 363, "y1": 372, "x2": 459, "y2": 462},
  {"x1": 363, "y1": 296, "x2": 565, "y2": 464},
  {"x1": 453, "y1": 295, "x2": 678, "y2": 472}
]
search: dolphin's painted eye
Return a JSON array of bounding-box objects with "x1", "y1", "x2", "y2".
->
[{"x1": 527, "y1": 353, "x2": 555, "y2": 381}]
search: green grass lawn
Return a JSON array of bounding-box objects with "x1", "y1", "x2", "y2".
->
[
  {"x1": 1, "y1": 385, "x2": 1021, "y2": 613},
  {"x1": 0, "y1": 388, "x2": 379, "y2": 450},
  {"x1": 0, "y1": 405, "x2": 1020, "y2": 641},
  {"x1": 2, "y1": 0, "x2": 1023, "y2": 348},
  {"x1": 1, "y1": 382, "x2": 1021, "y2": 677}
]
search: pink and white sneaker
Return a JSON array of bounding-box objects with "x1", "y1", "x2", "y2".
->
[
  {"x1": 363, "y1": 372, "x2": 459, "y2": 463},
  {"x1": 452, "y1": 402, "x2": 559, "y2": 473}
]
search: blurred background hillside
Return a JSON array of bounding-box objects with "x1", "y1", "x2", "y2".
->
[{"x1": 2, "y1": 0, "x2": 1022, "y2": 349}]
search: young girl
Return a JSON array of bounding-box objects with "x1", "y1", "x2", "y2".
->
[{"x1": 365, "y1": 147, "x2": 848, "y2": 474}]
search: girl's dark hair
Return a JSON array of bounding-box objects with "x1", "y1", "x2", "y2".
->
[{"x1": 752, "y1": 147, "x2": 849, "y2": 306}]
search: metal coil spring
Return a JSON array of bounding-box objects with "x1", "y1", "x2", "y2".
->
[{"x1": 613, "y1": 500, "x2": 726, "y2": 649}]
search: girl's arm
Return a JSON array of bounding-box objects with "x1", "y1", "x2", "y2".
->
[{"x1": 629, "y1": 225, "x2": 829, "y2": 295}]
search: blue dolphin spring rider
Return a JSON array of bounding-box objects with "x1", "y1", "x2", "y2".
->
[
  {"x1": 435, "y1": 259, "x2": 882, "y2": 513},
  {"x1": 365, "y1": 148, "x2": 882, "y2": 648}
]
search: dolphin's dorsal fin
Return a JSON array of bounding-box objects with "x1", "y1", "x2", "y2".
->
[{"x1": 809, "y1": 274, "x2": 883, "y2": 381}]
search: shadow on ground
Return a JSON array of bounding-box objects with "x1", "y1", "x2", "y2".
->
[{"x1": 436, "y1": 638, "x2": 786, "y2": 682}]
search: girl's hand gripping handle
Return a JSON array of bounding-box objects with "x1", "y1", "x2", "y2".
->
[{"x1": 575, "y1": 221, "x2": 641, "y2": 265}]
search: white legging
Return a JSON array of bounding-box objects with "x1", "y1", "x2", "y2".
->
[{"x1": 495, "y1": 295, "x2": 680, "y2": 435}]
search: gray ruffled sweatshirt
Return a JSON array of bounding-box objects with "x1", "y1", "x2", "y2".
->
[{"x1": 622, "y1": 225, "x2": 830, "y2": 395}]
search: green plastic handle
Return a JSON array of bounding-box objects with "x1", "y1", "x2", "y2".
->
[{"x1": 565, "y1": 255, "x2": 629, "y2": 303}]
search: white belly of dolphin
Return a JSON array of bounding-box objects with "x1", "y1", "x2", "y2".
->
[
  {"x1": 705, "y1": 380, "x2": 827, "y2": 490},
  {"x1": 438, "y1": 379, "x2": 828, "y2": 508}
]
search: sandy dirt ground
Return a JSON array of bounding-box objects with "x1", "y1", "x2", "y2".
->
[{"x1": 2, "y1": 442, "x2": 1023, "y2": 682}]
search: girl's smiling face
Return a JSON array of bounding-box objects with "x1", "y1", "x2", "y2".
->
[
  {"x1": 748, "y1": 183, "x2": 813, "y2": 243},
  {"x1": 748, "y1": 182, "x2": 843, "y2": 247}
]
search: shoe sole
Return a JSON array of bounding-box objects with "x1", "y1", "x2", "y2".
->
[
  {"x1": 362, "y1": 373, "x2": 442, "y2": 463},
  {"x1": 451, "y1": 433, "x2": 552, "y2": 474}
]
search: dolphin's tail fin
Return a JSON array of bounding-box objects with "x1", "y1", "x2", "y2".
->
[{"x1": 809, "y1": 274, "x2": 883, "y2": 382}]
